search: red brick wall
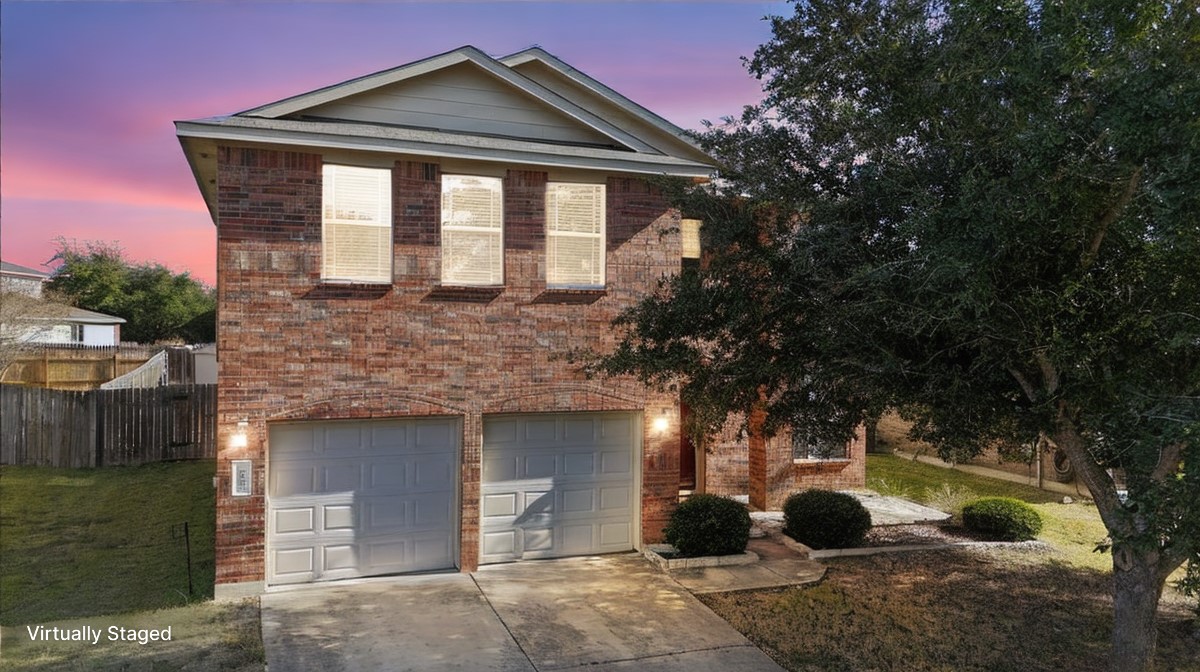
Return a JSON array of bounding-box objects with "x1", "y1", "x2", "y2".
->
[
  {"x1": 704, "y1": 419, "x2": 867, "y2": 510},
  {"x1": 213, "y1": 147, "x2": 683, "y2": 585}
]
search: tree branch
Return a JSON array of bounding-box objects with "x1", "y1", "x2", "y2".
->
[
  {"x1": 1053, "y1": 402, "x2": 1129, "y2": 536},
  {"x1": 1006, "y1": 365, "x2": 1039, "y2": 403},
  {"x1": 1035, "y1": 350, "x2": 1059, "y2": 395},
  {"x1": 1150, "y1": 442, "x2": 1184, "y2": 482},
  {"x1": 1081, "y1": 167, "x2": 1142, "y2": 271}
]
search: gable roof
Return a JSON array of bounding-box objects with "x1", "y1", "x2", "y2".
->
[
  {"x1": 499, "y1": 47, "x2": 711, "y2": 164},
  {"x1": 177, "y1": 46, "x2": 715, "y2": 221}
]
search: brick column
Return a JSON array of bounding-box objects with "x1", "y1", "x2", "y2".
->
[{"x1": 747, "y1": 400, "x2": 768, "y2": 511}]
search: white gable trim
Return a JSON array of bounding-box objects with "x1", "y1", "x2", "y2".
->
[
  {"x1": 176, "y1": 119, "x2": 713, "y2": 178},
  {"x1": 501, "y1": 47, "x2": 708, "y2": 156},
  {"x1": 240, "y1": 46, "x2": 659, "y2": 155}
]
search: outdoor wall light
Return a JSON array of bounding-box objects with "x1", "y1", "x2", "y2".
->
[
  {"x1": 228, "y1": 420, "x2": 249, "y2": 450},
  {"x1": 652, "y1": 409, "x2": 671, "y2": 434}
]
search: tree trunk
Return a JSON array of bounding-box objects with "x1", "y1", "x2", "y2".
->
[{"x1": 1110, "y1": 546, "x2": 1167, "y2": 672}]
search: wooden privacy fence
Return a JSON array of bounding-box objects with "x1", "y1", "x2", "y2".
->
[
  {"x1": 0, "y1": 383, "x2": 216, "y2": 467},
  {"x1": 1, "y1": 345, "x2": 203, "y2": 390}
]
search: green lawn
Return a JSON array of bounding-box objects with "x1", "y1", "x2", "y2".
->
[
  {"x1": 0, "y1": 461, "x2": 262, "y2": 671},
  {"x1": 0, "y1": 462, "x2": 217, "y2": 626},
  {"x1": 867, "y1": 453, "x2": 1113, "y2": 571}
]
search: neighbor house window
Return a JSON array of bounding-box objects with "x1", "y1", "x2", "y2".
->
[
  {"x1": 546, "y1": 183, "x2": 605, "y2": 288},
  {"x1": 792, "y1": 431, "x2": 850, "y2": 461},
  {"x1": 441, "y1": 175, "x2": 503, "y2": 286},
  {"x1": 322, "y1": 164, "x2": 393, "y2": 283}
]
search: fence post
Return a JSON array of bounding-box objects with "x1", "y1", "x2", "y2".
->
[{"x1": 86, "y1": 389, "x2": 99, "y2": 468}]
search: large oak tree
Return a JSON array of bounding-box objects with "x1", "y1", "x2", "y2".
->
[{"x1": 593, "y1": 1, "x2": 1199, "y2": 669}]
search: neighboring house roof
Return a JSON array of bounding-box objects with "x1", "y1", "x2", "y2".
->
[
  {"x1": 1, "y1": 260, "x2": 50, "y2": 281},
  {"x1": 23, "y1": 305, "x2": 126, "y2": 326},
  {"x1": 177, "y1": 45, "x2": 716, "y2": 222},
  {"x1": 63, "y1": 307, "x2": 126, "y2": 325}
]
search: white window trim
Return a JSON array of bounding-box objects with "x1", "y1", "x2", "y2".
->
[
  {"x1": 321, "y1": 164, "x2": 393, "y2": 284},
  {"x1": 441, "y1": 174, "x2": 504, "y2": 287},
  {"x1": 546, "y1": 182, "x2": 606, "y2": 289}
]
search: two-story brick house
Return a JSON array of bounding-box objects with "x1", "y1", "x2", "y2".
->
[{"x1": 178, "y1": 46, "x2": 864, "y2": 596}]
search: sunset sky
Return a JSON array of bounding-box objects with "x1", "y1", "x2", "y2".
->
[{"x1": 1, "y1": 2, "x2": 784, "y2": 286}]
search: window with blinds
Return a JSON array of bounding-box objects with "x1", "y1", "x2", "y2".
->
[
  {"x1": 441, "y1": 175, "x2": 504, "y2": 286},
  {"x1": 546, "y1": 183, "x2": 605, "y2": 288},
  {"x1": 321, "y1": 164, "x2": 392, "y2": 283}
]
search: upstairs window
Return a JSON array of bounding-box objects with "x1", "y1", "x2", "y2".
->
[
  {"x1": 546, "y1": 183, "x2": 605, "y2": 288},
  {"x1": 322, "y1": 164, "x2": 392, "y2": 283},
  {"x1": 441, "y1": 175, "x2": 503, "y2": 286}
]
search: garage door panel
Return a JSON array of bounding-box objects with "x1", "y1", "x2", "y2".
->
[
  {"x1": 482, "y1": 530, "x2": 517, "y2": 556},
  {"x1": 413, "y1": 455, "x2": 455, "y2": 489},
  {"x1": 562, "y1": 488, "x2": 594, "y2": 513},
  {"x1": 415, "y1": 421, "x2": 455, "y2": 448},
  {"x1": 272, "y1": 466, "x2": 317, "y2": 497},
  {"x1": 480, "y1": 412, "x2": 636, "y2": 565},
  {"x1": 274, "y1": 507, "x2": 316, "y2": 535},
  {"x1": 324, "y1": 545, "x2": 358, "y2": 571},
  {"x1": 600, "y1": 522, "x2": 631, "y2": 546},
  {"x1": 523, "y1": 419, "x2": 557, "y2": 443},
  {"x1": 324, "y1": 425, "x2": 367, "y2": 453},
  {"x1": 412, "y1": 493, "x2": 454, "y2": 527},
  {"x1": 273, "y1": 547, "x2": 315, "y2": 578},
  {"x1": 600, "y1": 486, "x2": 631, "y2": 512},
  {"x1": 369, "y1": 425, "x2": 410, "y2": 449},
  {"x1": 483, "y1": 456, "x2": 519, "y2": 482},
  {"x1": 523, "y1": 454, "x2": 557, "y2": 479},
  {"x1": 562, "y1": 453, "x2": 595, "y2": 475},
  {"x1": 322, "y1": 464, "x2": 361, "y2": 491},
  {"x1": 366, "y1": 461, "x2": 406, "y2": 489},
  {"x1": 323, "y1": 505, "x2": 355, "y2": 531},
  {"x1": 268, "y1": 418, "x2": 458, "y2": 585}
]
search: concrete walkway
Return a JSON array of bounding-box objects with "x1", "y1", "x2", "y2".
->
[{"x1": 261, "y1": 553, "x2": 786, "y2": 672}]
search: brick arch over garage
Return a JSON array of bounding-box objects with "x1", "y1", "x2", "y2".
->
[
  {"x1": 267, "y1": 391, "x2": 469, "y2": 422},
  {"x1": 484, "y1": 382, "x2": 646, "y2": 415}
]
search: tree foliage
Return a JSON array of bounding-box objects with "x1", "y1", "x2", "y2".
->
[
  {"x1": 592, "y1": 1, "x2": 1199, "y2": 668},
  {"x1": 47, "y1": 241, "x2": 215, "y2": 344}
]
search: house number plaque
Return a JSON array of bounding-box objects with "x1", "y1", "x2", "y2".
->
[{"x1": 231, "y1": 460, "x2": 252, "y2": 497}]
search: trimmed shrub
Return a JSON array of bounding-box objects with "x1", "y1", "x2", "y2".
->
[
  {"x1": 663, "y1": 494, "x2": 751, "y2": 557},
  {"x1": 783, "y1": 489, "x2": 873, "y2": 549},
  {"x1": 961, "y1": 497, "x2": 1044, "y2": 541}
]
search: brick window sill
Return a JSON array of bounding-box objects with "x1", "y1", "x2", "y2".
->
[
  {"x1": 302, "y1": 283, "x2": 392, "y2": 300},
  {"x1": 422, "y1": 286, "x2": 504, "y2": 304},
  {"x1": 791, "y1": 459, "x2": 852, "y2": 475},
  {"x1": 531, "y1": 289, "x2": 607, "y2": 305}
]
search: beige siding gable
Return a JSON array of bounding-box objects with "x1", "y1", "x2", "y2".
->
[
  {"x1": 505, "y1": 56, "x2": 713, "y2": 165},
  {"x1": 302, "y1": 62, "x2": 619, "y2": 148}
]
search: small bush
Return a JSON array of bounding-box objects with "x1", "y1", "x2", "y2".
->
[
  {"x1": 664, "y1": 494, "x2": 751, "y2": 557},
  {"x1": 783, "y1": 489, "x2": 873, "y2": 549},
  {"x1": 962, "y1": 497, "x2": 1044, "y2": 541}
]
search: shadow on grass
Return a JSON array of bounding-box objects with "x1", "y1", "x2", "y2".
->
[{"x1": 700, "y1": 547, "x2": 1198, "y2": 672}]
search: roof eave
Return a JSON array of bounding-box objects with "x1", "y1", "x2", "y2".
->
[{"x1": 175, "y1": 120, "x2": 714, "y2": 179}]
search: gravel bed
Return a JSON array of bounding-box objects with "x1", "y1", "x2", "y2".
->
[{"x1": 861, "y1": 523, "x2": 991, "y2": 547}]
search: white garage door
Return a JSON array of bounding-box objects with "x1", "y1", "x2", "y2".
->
[
  {"x1": 267, "y1": 417, "x2": 458, "y2": 585},
  {"x1": 480, "y1": 412, "x2": 637, "y2": 564}
]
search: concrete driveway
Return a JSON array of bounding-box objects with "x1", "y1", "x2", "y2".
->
[{"x1": 261, "y1": 553, "x2": 785, "y2": 672}]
